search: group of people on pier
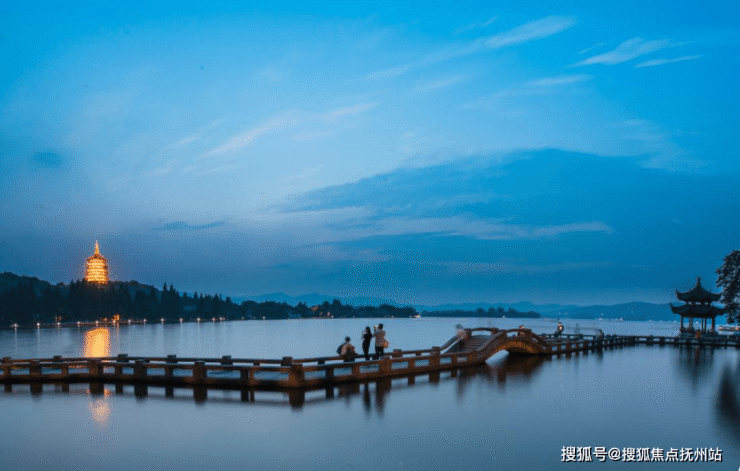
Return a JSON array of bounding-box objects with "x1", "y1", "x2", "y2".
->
[{"x1": 338, "y1": 324, "x2": 387, "y2": 362}]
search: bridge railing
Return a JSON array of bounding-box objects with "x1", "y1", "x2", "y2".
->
[{"x1": 0, "y1": 344, "x2": 481, "y2": 389}]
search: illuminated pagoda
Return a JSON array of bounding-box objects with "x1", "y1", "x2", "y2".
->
[
  {"x1": 670, "y1": 277, "x2": 724, "y2": 334},
  {"x1": 85, "y1": 241, "x2": 110, "y2": 284}
]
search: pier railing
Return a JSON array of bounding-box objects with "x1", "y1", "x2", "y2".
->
[
  {"x1": 0, "y1": 345, "x2": 480, "y2": 389},
  {"x1": 2, "y1": 331, "x2": 738, "y2": 390}
]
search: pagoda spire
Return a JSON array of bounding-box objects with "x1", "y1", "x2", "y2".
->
[{"x1": 95, "y1": 240, "x2": 100, "y2": 255}]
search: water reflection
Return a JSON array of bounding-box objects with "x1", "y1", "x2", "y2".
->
[
  {"x1": 88, "y1": 388, "x2": 112, "y2": 423},
  {"x1": 715, "y1": 363, "x2": 740, "y2": 442},
  {"x1": 83, "y1": 328, "x2": 111, "y2": 357},
  {"x1": 676, "y1": 345, "x2": 716, "y2": 391}
]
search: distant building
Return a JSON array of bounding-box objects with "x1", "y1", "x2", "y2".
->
[
  {"x1": 670, "y1": 277, "x2": 724, "y2": 334},
  {"x1": 85, "y1": 241, "x2": 110, "y2": 284}
]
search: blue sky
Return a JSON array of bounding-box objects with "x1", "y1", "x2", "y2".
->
[{"x1": 1, "y1": 1, "x2": 738, "y2": 306}]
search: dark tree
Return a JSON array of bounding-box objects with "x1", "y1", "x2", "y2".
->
[{"x1": 717, "y1": 250, "x2": 740, "y2": 323}]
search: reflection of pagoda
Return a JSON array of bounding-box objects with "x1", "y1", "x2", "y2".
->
[
  {"x1": 670, "y1": 277, "x2": 724, "y2": 334},
  {"x1": 85, "y1": 241, "x2": 110, "y2": 284}
]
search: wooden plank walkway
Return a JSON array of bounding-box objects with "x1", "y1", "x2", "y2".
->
[{"x1": 1, "y1": 328, "x2": 738, "y2": 390}]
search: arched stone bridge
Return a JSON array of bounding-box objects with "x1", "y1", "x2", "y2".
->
[{"x1": 443, "y1": 328, "x2": 552, "y2": 360}]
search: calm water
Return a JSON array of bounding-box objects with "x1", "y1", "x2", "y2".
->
[{"x1": 1, "y1": 318, "x2": 738, "y2": 470}]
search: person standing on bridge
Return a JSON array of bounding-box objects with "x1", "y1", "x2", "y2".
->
[
  {"x1": 554, "y1": 321, "x2": 564, "y2": 338},
  {"x1": 361, "y1": 326, "x2": 372, "y2": 361},
  {"x1": 373, "y1": 324, "x2": 386, "y2": 359}
]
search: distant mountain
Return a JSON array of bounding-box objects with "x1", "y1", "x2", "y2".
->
[
  {"x1": 238, "y1": 293, "x2": 685, "y2": 321},
  {"x1": 239, "y1": 292, "x2": 578, "y2": 315},
  {"x1": 238, "y1": 292, "x2": 401, "y2": 308},
  {"x1": 0, "y1": 272, "x2": 59, "y2": 295},
  {"x1": 415, "y1": 301, "x2": 578, "y2": 314},
  {"x1": 551, "y1": 302, "x2": 675, "y2": 321}
]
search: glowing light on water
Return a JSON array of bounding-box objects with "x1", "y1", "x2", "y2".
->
[
  {"x1": 83, "y1": 328, "x2": 111, "y2": 358},
  {"x1": 88, "y1": 389, "x2": 112, "y2": 424}
]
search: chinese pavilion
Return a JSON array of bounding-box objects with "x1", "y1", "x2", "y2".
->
[
  {"x1": 85, "y1": 241, "x2": 110, "y2": 284},
  {"x1": 670, "y1": 277, "x2": 724, "y2": 334}
]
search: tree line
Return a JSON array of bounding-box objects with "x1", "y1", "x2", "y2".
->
[
  {"x1": 421, "y1": 307, "x2": 540, "y2": 318},
  {"x1": 0, "y1": 278, "x2": 544, "y2": 327}
]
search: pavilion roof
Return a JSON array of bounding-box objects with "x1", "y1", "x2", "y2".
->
[
  {"x1": 675, "y1": 277, "x2": 721, "y2": 303},
  {"x1": 670, "y1": 303, "x2": 724, "y2": 318}
]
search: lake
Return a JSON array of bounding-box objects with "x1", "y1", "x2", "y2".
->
[{"x1": 1, "y1": 317, "x2": 738, "y2": 470}]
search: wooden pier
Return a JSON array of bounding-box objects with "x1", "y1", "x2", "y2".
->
[{"x1": 1, "y1": 328, "x2": 738, "y2": 390}]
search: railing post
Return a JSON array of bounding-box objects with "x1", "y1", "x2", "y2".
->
[
  {"x1": 117, "y1": 354, "x2": 129, "y2": 363},
  {"x1": 165, "y1": 355, "x2": 177, "y2": 379},
  {"x1": 392, "y1": 349, "x2": 402, "y2": 358},
  {"x1": 193, "y1": 361, "x2": 206, "y2": 383},
  {"x1": 88, "y1": 359, "x2": 101, "y2": 377},
  {"x1": 430, "y1": 347, "x2": 441, "y2": 367},
  {"x1": 379, "y1": 357, "x2": 392, "y2": 374},
  {"x1": 221, "y1": 355, "x2": 233, "y2": 366},
  {"x1": 288, "y1": 363, "x2": 305, "y2": 387},
  {"x1": 30, "y1": 360, "x2": 41, "y2": 377},
  {"x1": 134, "y1": 360, "x2": 146, "y2": 380},
  {"x1": 240, "y1": 367, "x2": 252, "y2": 385},
  {"x1": 281, "y1": 356, "x2": 293, "y2": 366}
]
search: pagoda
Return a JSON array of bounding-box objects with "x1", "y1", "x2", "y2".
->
[
  {"x1": 670, "y1": 277, "x2": 724, "y2": 334},
  {"x1": 85, "y1": 241, "x2": 110, "y2": 284}
]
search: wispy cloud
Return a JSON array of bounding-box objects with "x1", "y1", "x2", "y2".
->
[
  {"x1": 455, "y1": 16, "x2": 498, "y2": 34},
  {"x1": 206, "y1": 113, "x2": 300, "y2": 156},
  {"x1": 364, "y1": 15, "x2": 576, "y2": 83},
  {"x1": 322, "y1": 103, "x2": 376, "y2": 122},
  {"x1": 206, "y1": 102, "x2": 377, "y2": 156},
  {"x1": 288, "y1": 213, "x2": 613, "y2": 243},
  {"x1": 414, "y1": 76, "x2": 467, "y2": 92},
  {"x1": 461, "y1": 74, "x2": 591, "y2": 109},
  {"x1": 174, "y1": 135, "x2": 199, "y2": 147},
  {"x1": 577, "y1": 42, "x2": 607, "y2": 55},
  {"x1": 484, "y1": 15, "x2": 577, "y2": 49},
  {"x1": 443, "y1": 260, "x2": 612, "y2": 276},
  {"x1": 574, "y1": 38, "x2": 670, "y2": 66},
  {"x1": 634, "y1": 55, "x2": 700, "y2": 68},
  {"x1": 525, "y1": 74, "x2": 592, "y2": 87},
  {"x1": 154, "y1": 220, "x2": 226, "y2": 232},
  {"x1": 290, "y1": 130, "x2": 335, "y2": 142},
  {"x1": 362, "y1": 66, "x2": 409, "y2": 81}
]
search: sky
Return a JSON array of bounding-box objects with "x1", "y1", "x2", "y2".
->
[{"x1": 1, "y1": 1, "x2": 738, "y2": 306}]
